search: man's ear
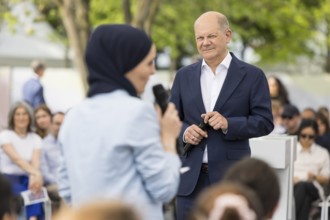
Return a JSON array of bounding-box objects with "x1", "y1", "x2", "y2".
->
[{"x1": 225, "y1": 29, "x2": 232, "y2": 44}]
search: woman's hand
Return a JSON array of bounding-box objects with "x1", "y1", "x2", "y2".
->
[{"x1": 29, "y1": 171, "x2": 43, "y2": 194}]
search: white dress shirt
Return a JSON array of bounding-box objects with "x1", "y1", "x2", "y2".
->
[
  {"x1": 200, "y1": 52, "x2": 232, "y2": 163},
  {"x1": 41, "y1": 134, "x2": 61, "y2": 184}
]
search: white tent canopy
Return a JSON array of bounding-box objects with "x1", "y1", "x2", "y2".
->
[{"x1": 0, "y1": 1, "x2": 72, "y2": 67}]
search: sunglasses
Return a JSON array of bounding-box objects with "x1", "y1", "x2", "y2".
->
[{"x1": 300, "y1": 134, "x2": 315, "y2": 140}]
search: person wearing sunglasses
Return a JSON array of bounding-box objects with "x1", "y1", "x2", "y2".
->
[{"x1": 293, "y1": 119, "x2": 330, "y2": 220}]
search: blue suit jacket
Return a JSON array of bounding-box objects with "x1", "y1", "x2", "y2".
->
[
  {"x1": 23, "y1": 78, "x2": 45, "y2": 108},
  {"x1": 170, "y1": 53, "x2": 274, "y2": 196}
]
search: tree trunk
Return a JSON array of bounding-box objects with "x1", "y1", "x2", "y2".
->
[
  {"x1": 55, "y1": 0, "x2": 91, "y2": 93},
  {"x1": 325, "y1": 17, "x2": 330, "y2": 73},
  {"x1": 132, "y1": 0, "x2": 162, "y2": 35},
  {"x1": 122, "y1": 0, "x2": 132, "y2": 24},
  {"x1": 325, "y1": 47, "x2": 330, "y2": 73}
]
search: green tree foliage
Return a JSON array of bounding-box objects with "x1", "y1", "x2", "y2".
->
[
  {"x1": 196, "y1": 0, "x2": 316, "y2": 65},
  {"x1": 89, "y1": 0, "x2": 124, "y2": 26},
  {"x1": 2, "y1": 0, "x2": 330, "y2": 73},
  {"x1": 152, "y1": 0, "x2": 203, "y2": 69},
  {"x1": 151, "y1": 0, "x2": 330, "y2": 72},
  {"x1": 309, "y1": 0, "x2": 330, "y2": 72}
]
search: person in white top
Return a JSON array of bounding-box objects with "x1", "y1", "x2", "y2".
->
[
  {"x1": 0, "y1": 101, "x2": 43, "y2": 220},
  {"x1": 294, "y1": 119, "x2": 330, "y2": 220}
]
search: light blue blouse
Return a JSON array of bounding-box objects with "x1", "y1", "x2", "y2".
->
[
  {"x1": 58, "y1": 90, "x2": 181, "y2": 220},
  {"x1": 41, "y1": 134, "x2": 60, "y2": 184}
]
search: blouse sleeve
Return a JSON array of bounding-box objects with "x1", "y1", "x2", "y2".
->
[
  {"x1": 0, "y1": 130, "x2": 11, "y2": 146},
  {"x1": 128, "y1": 103, "x2": 181, "y2": 202}
]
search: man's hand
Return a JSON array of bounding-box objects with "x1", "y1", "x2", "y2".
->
[
  {"x1": 184, "y1": 124, "x2": 208, "y2": 145},
  {"x1": 202, "y1": 111, "x2": 228, "y2": 132}
]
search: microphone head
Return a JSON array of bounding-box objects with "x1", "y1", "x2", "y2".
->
[
  {"x1": 152, "y1": 84, "x2": 166, "y2": 95},
  {"x1": 152, "y1": 84, "x2": 168, "y2": 114}
]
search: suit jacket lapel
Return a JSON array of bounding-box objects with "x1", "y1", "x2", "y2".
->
[
  {"x1": 189, "y1": 61, "x2": 206, "y2": 114},
  {"x1": 214, "y1": 53, "x2": 246, "y2": 111}
]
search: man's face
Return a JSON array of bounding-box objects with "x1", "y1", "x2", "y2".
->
[
  {"x1": 35, "y1": 109, "x2": 51, "y2": 130},
  {"x1": 282, "y1": 115, "x2": 300, "y2": 134},
  {"x1": 37, "y1": 67, "x2": 45, "y2": 78},
  {"x1": 52, "y1": 113, "x2": 64, "y2": 138},
  {"x1": 194, "y1": 16, "x2": 231, "y2": 64}
]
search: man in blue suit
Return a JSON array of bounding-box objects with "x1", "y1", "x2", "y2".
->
[
  {"x1": 23, "y1": 60, "x2": 46, "y2": 108},
  {"x1": 170, "y1": 11, "x2": 274, "y2": 220}
]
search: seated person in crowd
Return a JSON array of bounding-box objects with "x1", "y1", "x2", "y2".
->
[
  {"x1": 294, "y1": 119, "x2": 330, "y2": 220},
  {"x1": 267, "y1": 75, "x2": 290, "y2": 106},
  {"x1": 41, "y1": 112, "x2": 65, "y2": 214},
  {"x1": 270, "y1": 99, "x2": 285, "y2": 134},
  {"x1": 41, "y1": 112, "x2": 65, "y2": 185},
  {"x1": 0, "y1": 174, "x2": 17, "y2": 220},
  {"x1": 34, "y1": 104, "x2": 52, "y2": 139},
  {"x1": 315, "y1": 112, "x2": 330, "y2": 153},
  {"x1": 301, "y1": 107, "x2": 316, "y2": 120},
  {"x1": 189, "y1": 182, "x2": 263, "y2": 220},
  {"x1": 317, "y1": 106, "x2": 329, "y2": 121},
  {"x1": 0, "y1": 101, "x2": 44, "y2": 220},
  {"x1": 222, "y1": 158, "x2": 280, "y2": 220},
  {"x1": 281, "y1": 104, "x2": 301, "y2": 136}
]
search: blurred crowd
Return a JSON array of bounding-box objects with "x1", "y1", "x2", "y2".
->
[
  {"x1": 268, "y1": 75, "x2": 330, "y2": 220},
  {"x1": 268, "y1": 75, "x2": 330, "y2": 151}
]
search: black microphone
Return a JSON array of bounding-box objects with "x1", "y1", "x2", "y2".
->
[
  {"x1": 152, "y1": 84, "x2": 183, "y2": 155},
  {"x1": 152, "y1": 84, "x2": 168, "y2": 114},
  {"x1": 183, "y1": 121, "x2": 208, "y2": 156}
]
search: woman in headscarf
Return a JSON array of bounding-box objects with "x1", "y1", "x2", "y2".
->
[{"x1": 57, "y1": 24, "x2": 182, "y2": 220}]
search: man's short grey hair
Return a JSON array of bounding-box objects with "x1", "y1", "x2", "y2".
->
[
  {"x1": 217, "y1": 14, "x2": 229, "y2": 31},
  {"x1": 31, "y1": 59, "x2": 45, "y2": 73}
]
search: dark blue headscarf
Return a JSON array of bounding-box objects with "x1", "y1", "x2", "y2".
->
[{"x1": 86, "y1": 24, "x2": 153, "y2": 97}]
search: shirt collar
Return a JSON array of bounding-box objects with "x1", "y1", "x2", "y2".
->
[
  {"x1": 298, "y1": 142, "x2": 317, "y2": 153},
  {"x1": 201, "y1": 51, "x2": 232, "y2": 71}
]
